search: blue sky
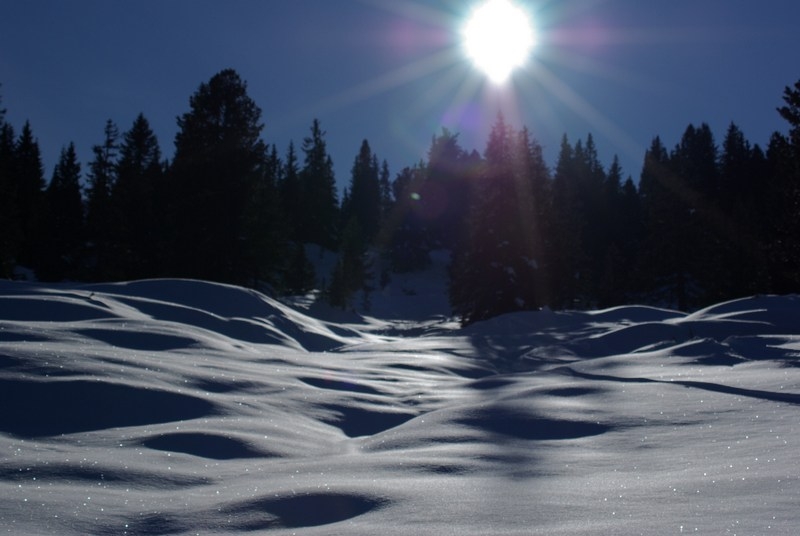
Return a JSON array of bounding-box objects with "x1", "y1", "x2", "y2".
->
[{"x1": 2, "y1": 0, "x2": 799, "y2": 188}]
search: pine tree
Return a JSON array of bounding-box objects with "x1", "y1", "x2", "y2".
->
[
  {"x1": 387, "y1": 165, "x2": 431, "y2": 272},
  {"x1": 111, "y1": 113, "x2": 164, "y2": 279},
  {"x1": 39, "y1": 143, "x2": 84, "y2": 281},
  {"x1": 637, "y1": 128, "x2": 718, "y2": 309},
  {"x1": 85, "y1": 119, "x2": 119, "y2": 279},
  {"x1": 168, "y1": 68, "x2": 265, "y2": 283},
  {"x1": 242, "y1": 143, "x2": 287, "y2": 288},
  {"x1": 12, "y1": 122, "x2": 46, "y2": 270},
  {"x1": 716, "y1": 123, "x2": 768, "y2": 298},
  {"x1": 449, "y1": 114, "x2": 546, "y2": 324},
  {"x1": 778, "y1": 79, "x2": 800, "y2": 150},
  {"x1": 284, "y1": 242, "x2": 316, "y2": 295},
  {"x1": 597, "y1": 155, "x2": 636, "y2": 306},
  {"x1": 299, "y1": 119, "x2": 339, "y2": 250},
  {"x1": 278, "y1": 141, "x2": 302, "y2": 242},
  {"x1": 327, "y1": 217, "x2": 369, "y2": 309},
  {"x1": 422, "y1": 128, "x2": 473, "y2": 250},
  {"x1": 344, "y1": 139, "x2": 382, "y2": 245},
  {"x1": 548, "y1": 134, "x2": 584, "y2": 307},
  {"x1": 379, "y1": 159, "x2": 392, "y2": 224},
  {"x1": 765, "y1": 79, "x2": 800, "y2": 292},
  {"x1": 0, "y1": 98, "x2": 18, "y2": 276}
]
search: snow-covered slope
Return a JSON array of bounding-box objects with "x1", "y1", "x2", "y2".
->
[{"x1": 1, "y1": 278, "x2": 799, "y2": 535}]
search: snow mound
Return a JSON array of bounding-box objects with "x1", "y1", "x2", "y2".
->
[{"x1": 2, "y1": 280, "x2": 800, "y2": 535}]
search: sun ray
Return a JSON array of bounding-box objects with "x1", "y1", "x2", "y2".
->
[{"x1": 528, "y1": 62, "x2": 643, "y2": 164}]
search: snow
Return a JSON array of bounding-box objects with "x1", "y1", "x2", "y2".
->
[{"x1": 1, "y1": 273, "x2": 800, "y2": 535}]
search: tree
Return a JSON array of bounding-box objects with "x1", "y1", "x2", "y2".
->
[
  {"x1": 449, "y1": 114, "x2": 548, "y2": 324},
  {"x1": 778, "y1": 79, "x2": 800, "y2": 150},
  {"x1": 12, "y1": 121, "x2": 46, "y2": 269},
  {"x1": 548, "y1": 134, "x2": 584, "y2": 307},
  {"x1": 242, "y1": 143, "x2": 288, "y2": 288},
  {"x1": 386, "y1": 165, "x2": 431, "y2": 272},
  {"x1": 298, "y1": 119, "x2": 339, "y2": 250},
  {"x1": 284, "y1": 242, "x2": 316, "y2": 295},
  {"x1": 0, "y1": 98, "x2": 18, "y2": 276},
  {"x1": 422, "y1": 128, "x2": 474, "y2": 250},
  {"x1": 637, "y1": 127, "x2": 720, "y2": 309},
  {"x1": 378, "y1": 159, "x2": 392, "y2": 224},
  {"x1": 278, "y1": 141, "x2": 302, "y2": 242},
  {"x1": 39, "y1": 143, "x2": 84, "y2": 281},
  {"x1": 637, "y1": 136, "x2": 688, "y2": 307},
  {"x1": 85, "y1": 119, "x2": 119, "y2": 279},
  {"x1": 111, "y1": 113, "x2": 164, "y2": 279},
  {"x1": 167, "y1": 68, "x2": 266, "y2": 283},
  {"x1": 715, "y1": 123, "x2": 769, "y2": 298},
  {"x1": 764, "y1": 80, "x2": 800, "y2": 292},
  {"x1": 327, "y1": 217, "x2": 370, "y2": 309},
  {"x1": 343, "y1": 139, "x2": 382, "y2": 245}
]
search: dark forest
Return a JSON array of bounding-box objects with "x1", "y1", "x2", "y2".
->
[{"x1": 1, "y1": 69, "x2": 799, "y2": 324}]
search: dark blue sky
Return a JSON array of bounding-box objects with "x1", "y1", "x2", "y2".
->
[{"x1": 2, "y1": 0, "x2": 799, "y2": 188}]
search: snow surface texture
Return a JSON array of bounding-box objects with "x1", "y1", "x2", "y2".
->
[{"x1": 1, "y1": 276, "x2": 800, "y2": 535}]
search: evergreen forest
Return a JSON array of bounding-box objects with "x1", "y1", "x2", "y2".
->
[{"x1": 1, "y1": 69, "x2": 799, "y2": 324}]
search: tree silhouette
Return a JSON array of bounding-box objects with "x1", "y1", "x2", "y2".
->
[
  {"x1": 0, "y1": 98, "x2": 18, "y2": 276},
  {"x1": 167, "y1": 68, "x2": 265, "y2": 283},
  {"x1": 299, "y1": 119, "x2": 339, "y2": 250},
  {"x1": 449, "y1": 114, "x2": 548, "y2": 324},
  {"x1": 12, "y1": 122, "x2": 46, "y2": 270},
  {"x1": 343, "y1": 139, "x2": 382, "y2": 245},
  {"x1": 39, "y1": 143, "x2": 83, "y2": 281},
  {"x1": 85, "y1": 119, "x2": 119, "y2": 279},
  {"x1": 111, "y1": 113, "x2": 164, "y2": 279}
]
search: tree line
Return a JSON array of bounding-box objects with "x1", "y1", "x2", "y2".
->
[{"x1": 1, "y1": 69, "x2": 799, "y2": 323}]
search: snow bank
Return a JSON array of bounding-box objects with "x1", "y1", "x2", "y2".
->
[{"x1": 1, "y1": 280, "x2": 799, "y2": 534}]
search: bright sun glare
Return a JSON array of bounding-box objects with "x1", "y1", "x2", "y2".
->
[{"x1": 462, "y1": 0, "x2": 536, "y2": 84}]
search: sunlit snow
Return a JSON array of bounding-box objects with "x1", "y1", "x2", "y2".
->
[{"x1": 1, "y1": 269, "x2": 799, "y2": 534}]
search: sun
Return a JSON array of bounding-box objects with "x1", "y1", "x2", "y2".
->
[{"x1": 462, "y1": 0, "x2": 536, "y2": 84}]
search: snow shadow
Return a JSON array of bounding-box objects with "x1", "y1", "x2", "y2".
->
[
  {"x1": 455, "y1": 405, "x2": 611, "y2": 441},
  {"x1": 564, "y1": 367, "x2": 800, "y2": 406},
  {"x1": 0, "y1": 463, "x2": 210, "y2": 489},
  {"x1": 142, "y1": 432, "x2": 269, "y2": 460},
  {"x1": 0, "y1": 378, "x2": 217, "y2": 437},
  {"x1": 299, "y1": 375, "x2": 383, "y2": 395},
  {"x1": 219, "y1": 492, "x2": 388, "y2": 530},
  {"x1": 76, "y1": 327, "x2": 200, "y2": 351},
  {"x1": 318, "y1": 403, "x2": 417, "y2": 437}
]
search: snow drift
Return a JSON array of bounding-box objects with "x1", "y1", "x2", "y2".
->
[{"x1": 1, "y1": 278, "x2": 799, "y2": 535}]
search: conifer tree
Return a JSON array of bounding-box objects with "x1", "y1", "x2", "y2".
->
[
  {"x1": 637, "y1": 128, "x2": 718, "y2": 309},
  {"x1": 12, "y1": 122, "x2": 46, "y2": 270},
  {"x1": 279, "y1": 141, "x2": 302, "y2": 242},
  {"x1": 85, "y1": 119, "x2": 119, "y2": 279},
  {"x1": 0, "y1": 98, "x2": 18, "y2": 276},
  {"x1": 716, "y1": 123, "x2": 768, "y2": 297},
  {"x1": 449, "y1": 114, "x2": 547, "y2": 324},
  {"x1": 327, "y1": 217, "x2": 369, "y2": 309},
  {"x1": 344, "y1": 139, "x2": 382, "y2": 244},
  {"x1": 168, "y1": 68, "x2": 265, "y2": 283},
  {"x1": 39, "y1": 143, "x2": 83, "y2": 281},
  {"x1": 379, "y1": 159, "x2": 392, "y2": 223},
  {"x1": 423, "y1": 128, "x2": 473, "y2": 249},
  {"x1": 299, "y1": 119, "x2": 339, "y2": 250},
  {"x1": 111, "y1": 113, "x2": 164, "y2": 279},
  {"x1": 242, "y1": 143, "x2": 288, "y2": 288},
  {"x1": 597, "y1": 156, "x2": 635, "y2": 306},
  {"x1": 765, "y1": 79, "x2": 800, "y2": 292},
  {"x1": 387, "y1": 165, "x2": 430, "y2": 272},
  {"x1": 548, "y1": 134, "x2": 584, "y2": 307},
  {"x1": 284, "y1": 242, "x2": 316, "y2": 295}
]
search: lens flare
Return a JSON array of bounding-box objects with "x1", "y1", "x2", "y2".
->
[{"x1": 462, "y1": 0, "x2": 536, "y2": 84}]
